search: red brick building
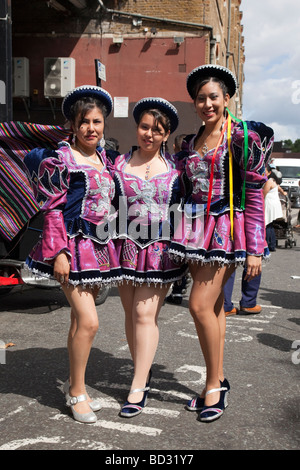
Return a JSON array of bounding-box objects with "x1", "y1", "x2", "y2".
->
[{"x1": 9, "y1": 0, "x2": 245, "y2": 152}]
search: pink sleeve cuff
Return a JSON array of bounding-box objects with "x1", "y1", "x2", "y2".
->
[
  {"x1": 41, "y1": 210, "x2": 71, "y2": 262},
  {"x1": 244, "y1": 188, "x2": 266, "y2": 255}
]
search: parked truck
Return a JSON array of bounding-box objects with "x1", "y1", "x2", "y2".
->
[{"x1": 272, "y1": 158, "x2": 300, "y2": 206}]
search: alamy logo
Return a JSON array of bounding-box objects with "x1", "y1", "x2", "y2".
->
[
  {"x1": 95, "y1": 198, "x2": 205, "y2": 248},
  {"x1": 0, "y1": 80, "x2": 6, "y2": 105},
  {"x1": 291, "y1": 340, "x2": 300, "y2": 365},
  {"x1": 0, "y1": 340, "x2": 6, "y2": 364},
  {"x1": 292, "y1": 80, "x2": 300, "y2": 104}
]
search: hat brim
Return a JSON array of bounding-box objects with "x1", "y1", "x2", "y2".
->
[
  {"x1": 133, "y1": 97, "x2": 179, "y2": 134},
  {"x1": 187, "y1": 65, "x2": 237, "y2": 99},
  {"x1": 62, "y1": 85, "x2": 113, "y2": 120}
]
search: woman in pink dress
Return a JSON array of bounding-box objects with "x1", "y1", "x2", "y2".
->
[
  {"x1": 107, "y1": 97, "x2": 187, "y2": 417},
  {"x1": 169, "y1": 65, "x2": 274, "y2": 422},
  {"x1": 24, "y1": 86, "x2": 122, "y2": 423}
]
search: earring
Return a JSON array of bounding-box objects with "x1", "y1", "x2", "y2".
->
[
  {"x1": 162, "y1": 141, "x2": 166, "y2": 156},
  {"x1": 100, "y1": 136, "x2": 105, "y2": 148}
]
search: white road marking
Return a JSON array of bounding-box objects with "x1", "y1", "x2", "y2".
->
[
  {"x1": 93, "y1": 419, "x2": 162, "y2": 436},
  {"x1": 175, "y1": 364, "x2": 206, "y2": 387},
  {"x1": 0, "y1": 406, "x2": 25, "y2": 423},
  {"x1": 99, "y1": 398, "x2": 180, "y2": 417},
  {"x1": 95, "y1": 380, "x2": 191, "y2": 404},
  {"x1": 164, "y1": 313, "x2": 185, "y2": 324},
  {"x1": 0, "y1": 436, "x2": 60, "y2": 450},
  {"x1": 0, "y1": 435, "x2": 116, "y2": 451},
  {"x1": 227, "y1": 317, "x2": 270, "y2": 323},
  {"x1": 177, "y1": 331, "x2": 198, "y2": 339},
  {"x1": 118, "y1": 343, "x2": 129, "y2": 351},
  {"x1": 49, "y1": 412, "x2": 162, "y2": 436},
  {"x1": 226, "y1": 331, "x2": 253, "y2": 342}
]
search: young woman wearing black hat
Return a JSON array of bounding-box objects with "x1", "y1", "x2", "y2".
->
[
  {"x1": 107, "y1": 97, "x2": 187, "y2": 418},
  {"x1": 24, "y1": 86, "x2": 122, "y2": 423},
  {"x1": 169, "y1": 65, "x2": 274, "y2": 422}
]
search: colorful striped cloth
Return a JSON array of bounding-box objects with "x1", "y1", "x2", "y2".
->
[{"x1": 0, "y1": 121, "x2": 70, "y2": 241}]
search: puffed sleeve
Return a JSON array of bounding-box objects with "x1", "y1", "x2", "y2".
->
[
  {"x1": 231, "y1": 121, "x2": 274, "y2": 256},
  {"x1": 172, "y1": 150, "x2": 188, "y2": 171},
  {"x1": 24, "y1": 148, "x2": 71, "y2": 262},
  {"x1": 171, "y1": 150, "x2": 190, "y2": 196},
  {"x1": 105, "y1": 148, "x2": 120, "y2": 178}
]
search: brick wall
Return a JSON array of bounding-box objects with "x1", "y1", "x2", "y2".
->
[
  {"x1": 99, "y1": 0, "x2": 244, "y2": 116},
  {"x1": 11, "y1": 0, "x2": 245, "y2": 149}
]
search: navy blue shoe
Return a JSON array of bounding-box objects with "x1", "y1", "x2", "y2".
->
[
  {"x1": 120, "y1": 386, "x2": 150, "y2": 418},
  {"x1": 186, "y1": 395, "x2": 205, "y2": 411},
  {"x1": 222, "y1": 377, "x2": 230, "y2": 406},
  {"x1": 199, "y1": 386, "x2": 228, "y2": 422},
  {"x1": 186, "y1": 378, "x2": 230, "y2": 412},
  {"x1": 222, "y1": 377, "x2": 230, "y2": 390},
  {"x1": 146, "y1": 369, "x2": 152, "y2": 388}
]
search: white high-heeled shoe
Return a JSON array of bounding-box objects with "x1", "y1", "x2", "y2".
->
[
  {"x1": 63, "y1": 380, "x2": 101, "y2": 412},
  {"x1": 66, "y1": 392, "x2": 97, "y2": 424}
]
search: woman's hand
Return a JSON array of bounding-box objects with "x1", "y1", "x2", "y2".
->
[
  {"x1": 244, "y1": 255, "x2": 262, "y2": 281},
  {"x1": 53, "y1": 252, "x2": 70, "y2": 284}
]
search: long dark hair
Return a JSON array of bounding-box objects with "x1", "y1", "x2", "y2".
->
[
  {"x1": 191, "y1": 77, "x2": 229, "y2": 101},
  {"x1": 67, "y1": 97, "x2": 108, "y2": 143},
  {"x1": 137, "y1": 109, "x2": 171, "y2": 135},
  {"x1": 69, "y1": 97, "x2": 108, "y2": 127}
]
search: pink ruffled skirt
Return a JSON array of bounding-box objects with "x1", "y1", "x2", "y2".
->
[
  {"x1": 169, "y1": 210, "x2": 269, "y2": 265},
  {"x1": 26, "y1": 235, "x2": 123, "y2": 288},
  {"x1": 115, "y1": 238, "x2": 188, "y2": 286}
]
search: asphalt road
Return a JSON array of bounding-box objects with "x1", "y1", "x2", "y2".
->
[{"x1": 0, "y1": 228, "x2": 299, "y2": 454}]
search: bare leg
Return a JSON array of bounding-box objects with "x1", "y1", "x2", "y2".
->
[
  {"x1": 118, "y1": 282, "x2": 169, "y2": 403},
  {"x1": 67, "y1": 287, "x2": 99, "y2": 368},
  {"x1": 62, "y1": 285, "x2": 99, "y2": 414},
  {"x1": 214, "y1": 289, "x2": 226, "y2": 382},
  {"x1": 188, "y1": 263, "x2": 235, "y2": 406},
  {"x1": 118, "y1": 283, "x2": 136, "y2": 360}
]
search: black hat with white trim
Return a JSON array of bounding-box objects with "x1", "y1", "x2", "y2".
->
[
  {"x1": 62, "y1": 85, "x2": 113, "y2": 120},
  {"x1": 133, "y1": 97, "x2": 179, "y2": 134},
  {"x1": 187, "y1": 64, "x2": 237, "y2": 99}
]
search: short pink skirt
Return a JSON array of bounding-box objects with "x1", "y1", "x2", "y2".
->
[
  {"x1": 26, "y1": 235, "x2": 123, "y2": 288},
  {"x1": 169, "y1": 210, "x2": 269, "y2": 265},
  {"x1": 114, "y1": 238, "x2": 188, "y2": 286}
]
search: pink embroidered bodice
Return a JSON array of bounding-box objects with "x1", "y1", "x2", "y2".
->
[
  {"x1": 181, "y1": 120, "x2": 274, "y2": 255},
  {"x1": 24, "y1": 142, "x2": 116, "y2": 260},
  {"x1": 107, "y1": 150, "x2": 185, "y2": 247}
]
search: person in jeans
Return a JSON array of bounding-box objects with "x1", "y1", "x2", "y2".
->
[{"x1": 223, "y1": 268, "x2": 262, "y2": 315}]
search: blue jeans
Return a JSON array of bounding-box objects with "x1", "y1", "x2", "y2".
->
[{"x1": 224, "y1": 268, "x2": 261, "y2": 311}]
